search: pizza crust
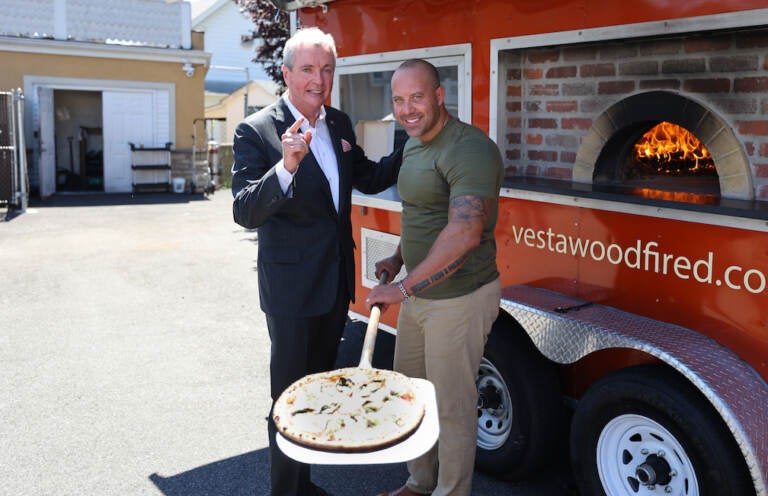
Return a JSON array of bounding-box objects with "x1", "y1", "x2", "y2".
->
[{"x1": 273, "y1": 367, "x2": 425, "y2": 453}]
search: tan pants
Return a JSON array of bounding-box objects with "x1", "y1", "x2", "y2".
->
[{"x1": 395, "y1": 278, "x2": 501, "y2": 496}]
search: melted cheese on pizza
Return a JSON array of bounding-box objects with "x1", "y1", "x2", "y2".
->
[{"x1": 274, "y1": 367, "x2": 423, "y2": 451}]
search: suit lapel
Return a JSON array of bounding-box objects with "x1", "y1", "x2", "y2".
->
[
  {"x1": 276, "y1": 100, "x2": 337, "y2": 216},
  {"x1": 273, "y1": 100, "x2": 293, "y2": 136},
  {"x1": 325, "y1": 111, "x2": 349, "y2": 215}
]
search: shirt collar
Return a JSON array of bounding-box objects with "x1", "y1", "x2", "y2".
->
[{"x1": 282, "y1": 94, "x2": 326, "y2": 131}]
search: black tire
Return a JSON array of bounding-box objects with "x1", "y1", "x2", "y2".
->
[
  {"x1": 475, "y1": 315, "x2": 565, "y2": 480},
  {"x1": 570, "y1": 364, "x2": 755, "y2": 496}
]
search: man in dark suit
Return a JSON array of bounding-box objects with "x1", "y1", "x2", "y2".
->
[{"x1": 231, "y1": 27, "x2": 402, "y2": 496}]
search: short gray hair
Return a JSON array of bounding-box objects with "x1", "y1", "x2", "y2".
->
[{"x1": 283, "y1": 27, "x2": 337, "y2": 69}]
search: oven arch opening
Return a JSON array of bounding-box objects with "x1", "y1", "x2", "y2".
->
[{"x1": 573, "y1": 91, "x2": 753, "y2": 202}]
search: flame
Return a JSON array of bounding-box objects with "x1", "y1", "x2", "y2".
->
[
  {"x1": 633, "y1": 122, "x2": 714, "y2": 175},
  {"x1": 629, "y1": 187, "x2": 718, "y2": 205}
]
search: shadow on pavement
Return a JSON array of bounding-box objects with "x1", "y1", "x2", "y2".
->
[
  {"x1": 149, "y1": 447, "x2": 409, "y2": 496},
  {"x1": 149, "y1": 449, "x2": 269, "y2": 496},
  {"x1": 147, "y1": 440, "x2": 574, "y2": 496},
  {"x1": 29, "y1": 192, "x2": 213, "y2": 208},
  {"x1": 1, "y1": 207, "x2": 18, "y2": 222}
]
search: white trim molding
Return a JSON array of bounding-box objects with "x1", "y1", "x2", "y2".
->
[
  {"x1": 0, "y1": 36, "x2": 210, "y2": 66},
  {"x1": 333, "y1": 43, "x2": 472, "y2": 124}
]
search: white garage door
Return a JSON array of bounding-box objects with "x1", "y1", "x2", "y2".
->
[
  {"x1": 37, "y1": 86, "x2": 56, "y2": 198},
  {"x1": 102, "y1": 90, "x2": 170, "y2": 193}
]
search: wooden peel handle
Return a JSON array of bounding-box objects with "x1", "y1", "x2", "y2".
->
[{"x1": 358, "y1": 271, "x2": 389, "y2": 369}]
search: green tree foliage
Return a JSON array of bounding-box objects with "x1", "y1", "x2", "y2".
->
[{"x1": 234, "y1": 0, "x2": 289, "y2": 92}]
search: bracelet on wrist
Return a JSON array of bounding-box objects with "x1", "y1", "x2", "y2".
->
[{"x1": 396, "y1": 280, "x2": 411, "y2": 300}]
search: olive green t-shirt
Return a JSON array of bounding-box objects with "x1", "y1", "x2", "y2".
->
[{"x1": 398, "y1": 118, "x2": 504, "y2": 299}]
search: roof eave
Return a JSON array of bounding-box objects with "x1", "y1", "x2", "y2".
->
[{"x1": 0, "y1": 35, "x2": 211, "y2": 65}]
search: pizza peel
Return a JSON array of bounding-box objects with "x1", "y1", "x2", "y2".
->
[{"x1": 275, "y1": 273, "x2": 440, "y2": 464}]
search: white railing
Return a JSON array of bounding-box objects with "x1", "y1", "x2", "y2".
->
[{"x1": 0, "y1": 0, "x2": 191, "y2": 49}]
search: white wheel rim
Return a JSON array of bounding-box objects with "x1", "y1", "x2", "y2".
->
[
  {"x1": 597, "y1": 414, "x2": 699, "y2": 495},
  {"x1": 476, "y1": 358, "x2": 513, "y2": 450}
]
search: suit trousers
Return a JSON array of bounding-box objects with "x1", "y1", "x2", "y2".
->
[
  {"x1": 394, "y1": 278, "x2": 501, "y2": 496},
  {"x1": 265, "y1": 273, "x2": 349, "y2": 496}
]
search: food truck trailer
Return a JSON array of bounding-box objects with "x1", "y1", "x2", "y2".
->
[{"x1": 290, "y1": 1, "x2": 768, "y2": 494}]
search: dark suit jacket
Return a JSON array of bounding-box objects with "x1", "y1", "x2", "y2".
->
[{"x1": 231, "y1": 98, "x2": 402, "y2": 318}]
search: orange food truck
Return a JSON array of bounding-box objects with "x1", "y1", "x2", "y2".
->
[{"x1": 291, "y1": 1, "x2": 768, "y2": 494}]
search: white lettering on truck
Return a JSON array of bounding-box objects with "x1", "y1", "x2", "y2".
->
[{"x1": 510, "y1": 226, "x2": 765, "y2": 294}]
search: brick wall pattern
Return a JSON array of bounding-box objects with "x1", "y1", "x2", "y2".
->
[{"x1": 502, "y1": 28, "x2": 768, "y2": 201}]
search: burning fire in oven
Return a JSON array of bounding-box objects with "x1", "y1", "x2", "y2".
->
[{"x1": 629, "y1": 121, "x2": 716, "y2": 179}]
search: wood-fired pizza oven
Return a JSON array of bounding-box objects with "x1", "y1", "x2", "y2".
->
[{"x1": 500, "y1": 25, "x2": 768, "y2": 205}]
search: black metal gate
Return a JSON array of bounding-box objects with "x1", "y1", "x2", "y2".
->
[
  {"x1": 0, "y1": 89, "x2": 28, "y2": 212},
  {"x1": 0, "y1": 91, "x2": 12, "y2": 204}
]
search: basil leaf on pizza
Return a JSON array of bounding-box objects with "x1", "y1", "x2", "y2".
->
[{"x1": 273, "y1": 367, "x2": 425, "y2": 452}]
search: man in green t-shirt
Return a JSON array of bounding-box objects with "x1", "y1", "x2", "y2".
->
[{"x1": 365, "y1": 59, "x2": 503, "y2": 496}]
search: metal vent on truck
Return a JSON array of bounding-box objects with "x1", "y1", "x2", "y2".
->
[{"x1": 360, "y1": 228, "x2": 406, "y2": 288}]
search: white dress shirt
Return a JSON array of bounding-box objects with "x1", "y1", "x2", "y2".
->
[{"x1": 277, "y1": 95, "x2": 340, "y2": 212}]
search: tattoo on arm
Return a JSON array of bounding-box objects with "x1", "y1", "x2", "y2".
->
[
  {"x1": 410, "y1": 253, "x2": 469, "y2": 294},
  {"x1": 449, "y1": 195, "x2": 490, "y2": 222},
  {"x1": 409, "y1": 196, "x2": 492, "y2": 295}
]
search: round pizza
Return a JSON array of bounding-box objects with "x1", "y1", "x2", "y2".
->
[{"x1": 273, "y1": 367, "x2": 425, "y2": 452}]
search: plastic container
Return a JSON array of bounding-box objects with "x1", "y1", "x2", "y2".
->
[{"x1": 172, "y1": 177, "x2": 186, "y2": 193}]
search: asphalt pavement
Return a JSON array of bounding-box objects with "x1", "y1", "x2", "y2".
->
[{"x1": 0, "y1": 191, "x2": 574, "y2": 496}]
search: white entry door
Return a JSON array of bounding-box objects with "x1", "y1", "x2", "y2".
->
[
  {"x1": 102, "y1": 91, "x2": 156, "y2": 193},
  {"x1": 37, "y1": 87, "x2": 56, "y2": 198}
]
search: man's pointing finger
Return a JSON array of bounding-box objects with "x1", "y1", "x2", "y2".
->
[{"x1": 288, "y1": 117, "x2": 304, "y2": 134}]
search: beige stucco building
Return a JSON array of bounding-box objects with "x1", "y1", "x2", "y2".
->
[{"x1": 0, "y1": 0, "x2": 211, "y2": 196}]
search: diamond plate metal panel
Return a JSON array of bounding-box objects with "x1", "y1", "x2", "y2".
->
[{"x1": 500, "y1": 285, "x2": 768, "y2": 496}]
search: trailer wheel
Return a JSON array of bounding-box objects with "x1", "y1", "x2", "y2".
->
[
  {"x1": 475, "y1": 318, "x2": 564, "y2": 479},
  {"x1": 570, "y1": 365, "x2": 754, "y2": 496}
]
